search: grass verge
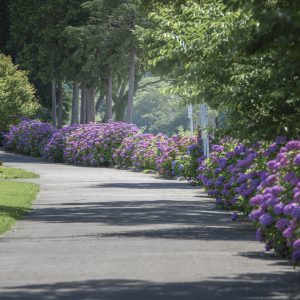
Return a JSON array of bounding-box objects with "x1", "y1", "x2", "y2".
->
[
  {"x1": 0, "y1": 165, "x2": 39, "y2": 235},
  {"x1": 0, "y1": 166, "x2": 39, "y2": 179},
  {"x1": 0, "y1": 181, "x2": 39, "y2": 235}
]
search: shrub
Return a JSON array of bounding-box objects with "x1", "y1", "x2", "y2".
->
[
  {"x1": 113, "y1": 133, "x2": 155, "y2": 168},
  {"x1": 249, "y1": 141, "x2": 300, "y2": 263},
  {"x1": 198, "y1": 138, "x2": 286, "y2": 214},
  {"x1": 172, "y1": 143, "x2": 205, "y2": 182},
  {"x1": 3, "y1": 119, "x2": 56, "y2": 156},
  {"x1": 131, "y1": 133, "x2": 168, "y2": 171},
  {"x1": 63, "y1": 122, "x2": 139, "y2": 166},
  {"x1": 43, "y1": 124, "x2": 80, "y2": 162},
  {"x1": 156, "y1": 135, "x2": 197, "y2": 178},
  {"x1": 0, "y1": 53, "x2": 39, "y2": 133}
]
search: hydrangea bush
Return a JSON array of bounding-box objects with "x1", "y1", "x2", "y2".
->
[
  {"x1": 63, "y1": 122, "x2": 139, "y2": 166},
  {"x1": 113, "y1": 133, "x2": 164, "y2": 170},
  {"x1": 156, "y1": 135, "x2": 197, "y2": 178},
  {"x1": 43, "y1": 124, "x2": 79, "y2": 162},
  {"x1": 249, "y1": 141, "x2": 300, "y2": 261},
  {"x1": 3, "y1": 120, "x2": 56, "y2": 156},
  {"x1": 172, "y1": 143, "x2": 205, "y2": 181},
  {"x1": 198, "y1": 138, "x2": 286, "y2": 214}
]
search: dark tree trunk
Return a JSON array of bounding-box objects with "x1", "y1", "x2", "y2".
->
[
  {"x1": 71, "y1": 80, "x2": 79, "y2": 124},
  {"x1": 126, "y1": 46, "x2": 136, "y2": 123},
  {"x1": 80, "y1": 84, "x2": 86, "y2": 124},
  {"x1": 89, "y1": 88, "x2": 96, "y2": 122},
  {"x1": 85, "y1": 87, "x2": 90, "y2": 123},
  {"x1": 106, "y1": 75, "x2": 113, "y2": 122},
  {"x1": 115, "y1": 100, "x2": 127, "y2": 121},
  {"x1": 115, "y1": 82, "x2": 127, "y2": 121},
  {"x1": 51, "y1": 80, "x2": 57, "y2": 128},
  {"x1": 57, "y1": 81, "x2": 63, "y2": 129}
]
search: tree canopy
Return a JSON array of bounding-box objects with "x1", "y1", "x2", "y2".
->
[
  {"x1": 0, "y1": 0, "x2": 299, "y2": 140},
  {"x1": 138, "y1": 0, "x2": 300, "y2": 140},
  {"x1": 0, "y1": 52, "x2": 39, "y2": 132}
]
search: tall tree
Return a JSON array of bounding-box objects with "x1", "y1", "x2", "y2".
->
[
  {"x1": 71, "y1": 81, "x2": 80, "y2": 124},
  {"x1": 9, "y1": 0, "x2": 86, "y2": 127},
  {"x1": 138, "y1": 0, "x2": 300, "y2": 140}
]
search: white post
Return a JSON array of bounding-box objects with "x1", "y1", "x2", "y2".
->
[
  {"x1": 200, "y1": 103, "x2": 210, "y2": 157},
  {"x1": 188, "y1": 104, "x2": 194, "y2": 133}
]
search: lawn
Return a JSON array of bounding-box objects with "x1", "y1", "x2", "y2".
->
[
  {"x1": 0, "y1": 165, "x2": 39, "y2": 235},
  {"x1": 0, "y1": 166, "x2": 39, "y2": 179}
]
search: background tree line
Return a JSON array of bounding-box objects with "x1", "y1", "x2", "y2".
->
[{"x1": 0, "y1": 0, "x2": 299, "y2": 140}]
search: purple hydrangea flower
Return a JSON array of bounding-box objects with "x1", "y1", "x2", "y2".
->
[
  {"x1": 255, "y1": 229, "x2": 264, "y2": 242},
  {"x1": 293, "y1": 239, "x2": 300, "y2": 249},
  {"x1": 231, "y1": 212, "x2": 238, "y2": 221},
  {"x1": 249, "y1": 208, "x2": 264, "y2": 221},
  {"x1": 259, "y1": 213, "x2": 273, "y2": 227},
  {"x1": 275, "y1": 218, "x2": 290, "y2": 231},
  {"x1": 274, "y1": 202, "x2": 284, "y2": 215},
  {"x1": 294, "y1": 153, "x2": 300, "y2": 166},
  {"x1": 291, "y1": 249, "x2": 300, "y2": 262},
  {"x1": 282, "y1": 226, "x2": 294, "y2": 239}
]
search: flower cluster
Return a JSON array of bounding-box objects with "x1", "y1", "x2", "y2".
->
[
  {"x1": 43, "y1": 124, "x2": 79, "y2": 162},
  {"x1": 63, "y1": 122, "x2": 139, "y2": 166},
  {"x1": 113, "y1": 133, "x2": 198, "y2": 177},
  {"x1": 249, "y1": 141, "x2": 300, "y2": 261},
  {"x1": 156, "y1": 135, "x2": 198, "y2": 178},
  {"x1": 3, "y1": 120, "x2": 56, "y2": 156},
  {"x1": 172, "y1": 143, "x2": 205, "y2": 181},
  {"x1": 197, "y1": 139, "x2": 285, "y2": 213}
]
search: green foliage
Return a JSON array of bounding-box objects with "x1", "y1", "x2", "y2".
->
[
  {"x1": 138, "y1": 0, "x2": 300, "y2": 140},
  {"x1": 63, "y1": 0, "x2": 136, "y2": 85},
  {"x1": 0, "y1": 53, "x2": 39, "y2": 132},
  {"x1": 9, "y1": 0, "x2": 86, "y2": 82},
  {"x1": 173, "y1": 144, "x2": 203, "y2": 181},
  {"x1": 133, "y1": 77, "x2": 189, "y2": 135}
]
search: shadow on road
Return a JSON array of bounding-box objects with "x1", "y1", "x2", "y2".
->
[
  {"x1": 1, "y1": 271, "x2": 300, "y2": 300},
  {"x1": 4, "y1": 199, "x2": 255, "y2": 241},
  {"x1": 89, "y1": 182, "x2": 196, "y2": 190}
]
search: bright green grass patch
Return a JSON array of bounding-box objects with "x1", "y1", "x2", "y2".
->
[
  {"x1": 0, "y1": 166, "x2": 39, "y2": 179},
  {"x1": 0, "y1": 181, "x2": 39, "y2": 235}
]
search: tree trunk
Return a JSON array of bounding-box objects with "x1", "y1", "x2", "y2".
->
[
  {"x1": 57, "y1": 81, "x2": 63, "y2": 129},
  {"x1": 126, "y1": 46, "x2": 136, "y2": 123},
  {"x1": 85, "y1": 87, "x2": 90, "y2": 123},
  {"x1": 80, "y1": 84, "x2": 86, "y2": 124},
  {"x1": 115, "y1": 100, "x2": 127, "y2": 121},
  {"x1": 71, "y1": 80, "x2": 79, "y2": 124},
  {"x1": 106, "y1": 75, "x2": 113, "y2": 122},
  {"x1": 51, "y1": 80, "x2": 57, "y2": 128},
  {"x1": 89, "y1": 88, "x2": 96, "y2": 122}
]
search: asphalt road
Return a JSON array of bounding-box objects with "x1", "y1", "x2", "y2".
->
[{"x1": 0, "y1": 150, "x2": 299, "y2": 300}]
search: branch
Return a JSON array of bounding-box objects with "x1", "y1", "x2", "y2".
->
[{"x1": 137, "y1": 79, "x2": 162, "y2": 90}]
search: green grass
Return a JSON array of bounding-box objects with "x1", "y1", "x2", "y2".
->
[
  {"x1": 0, "y1": 166, "x2": 39, "y2": 179},
  {"x1": 0, "y1": 166, "x2": 39, "y2": 235},
  {"x1": 0, "y1": 181, "x2": 39, "y2": 235}
]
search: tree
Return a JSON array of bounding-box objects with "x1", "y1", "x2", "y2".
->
[
  {"x1": 9, "y1": 0, "x2": 86, "y2": 127},
  {"x1": 0, "y1": 0, "x2": 10, "y2": 55},
  {"x1": 138, "y1": 0, "x2": 300, "y2": 140},
  {"x1": 0, "y1": 53, "x2": 39, "y2": 132},
  {"x1": 133, "y1": 77, "x2": 189, "y2": 134}
]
